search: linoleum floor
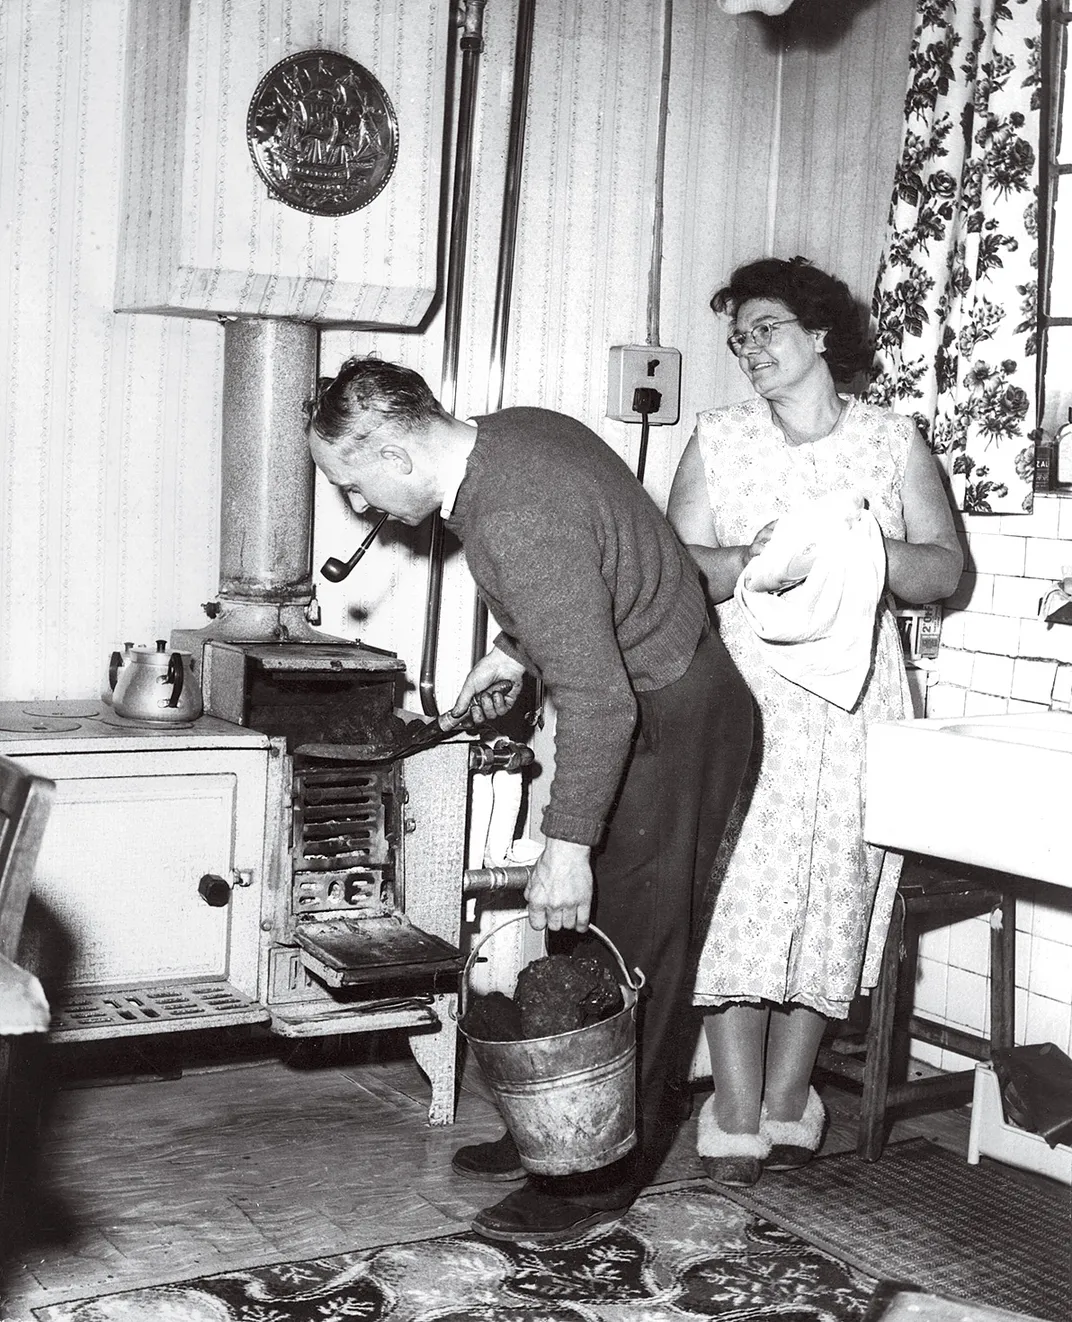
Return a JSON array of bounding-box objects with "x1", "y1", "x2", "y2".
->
[{"x1": 0, "y1": 1031, "x2": 1016, "y2": 1322}]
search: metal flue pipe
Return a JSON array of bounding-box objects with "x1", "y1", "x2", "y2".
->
[
  {"x1": 218, "y1": 319, "x2": 318, "y2": 607},
  {"x1": 472, "y1": 0, "x2": 536, "y2": 665},
  {"x1": 441, "y1": 0, "x2": 488, "y2": 416},
  {"x1": 419, "y1": 0, "x2": 488, "y2": 717},
  {"x1": 485, "y1": 0, "x2": 534, "y2": 417}
]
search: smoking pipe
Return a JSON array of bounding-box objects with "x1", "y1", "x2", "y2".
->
[{"x1": 320, "y1": 511, "x2": 389, "y2": 583}]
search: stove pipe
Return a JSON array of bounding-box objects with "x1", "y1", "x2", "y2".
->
[
  {"x1": 219, "y1": 319, "x2": 316, "y2": 603},
  {"x1": 174, "y1": 317, "x2": 325, "y2": 652}
]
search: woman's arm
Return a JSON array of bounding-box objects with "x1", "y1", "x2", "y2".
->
[
  {"x1": 667, "y1": 431, "x2": 751, "y2": 604},
  {"x1": 886, "y1": 428, "x2": 963, "y2": 604}
]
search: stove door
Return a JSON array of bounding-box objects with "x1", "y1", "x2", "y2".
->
[
  {"x1": 14, "y1": 742, "x2": 271, "y2": 1040},
  {"x1": 295, "y1": 913, "x2": 464, "y2": 989}
]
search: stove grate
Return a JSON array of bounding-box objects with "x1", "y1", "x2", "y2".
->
[{"x1": 50, "y1": 980, "x2": 268, "y2": 1040}]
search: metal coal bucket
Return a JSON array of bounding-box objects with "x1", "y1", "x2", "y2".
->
[{"x1": 459, "y1": 916, "x2": 645, "y2": 1175}]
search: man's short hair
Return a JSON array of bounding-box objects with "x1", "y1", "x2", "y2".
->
[{"x1": 305, "y1": 357, "x2": 449, "y2": 452}]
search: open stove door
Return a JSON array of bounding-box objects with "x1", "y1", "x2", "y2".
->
[{"x1": 294, "y1": 913, "x2": 464, "y2": 989}]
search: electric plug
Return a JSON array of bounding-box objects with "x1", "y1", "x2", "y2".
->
[{"x1": 632, "y1": 386, "x2": 662, "y2": 416}]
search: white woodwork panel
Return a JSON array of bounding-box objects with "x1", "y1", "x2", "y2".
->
[
  {"x1": 116, "y1": 0, "x2": 449, "y2": 323},
  {"x1": 30, "y1": 774, "x2": 235, "y2": 986},
  {"x1": 12, "y1": 742, "x2": 269, "y2": 997}
]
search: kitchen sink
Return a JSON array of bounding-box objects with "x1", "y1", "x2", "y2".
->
[
  {"x1": 864, "y1": 709, "x2": 1072, "y2": 888},
  {"x1": 940, "y1": 710, "x2": 1072, "y2": 752}
]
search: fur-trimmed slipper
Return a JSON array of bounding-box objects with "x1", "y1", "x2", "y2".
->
[
  {"x1": 696, "y1": 1094, "x2": 771, "y2": 1187},
  {"x1": 760, "y1": 1086, "x2": 826, "y2": 1170}
]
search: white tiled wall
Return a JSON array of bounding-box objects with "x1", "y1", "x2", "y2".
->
[{"x1": 910, "y1": 493, "x2": 1072, "y2": 1069}]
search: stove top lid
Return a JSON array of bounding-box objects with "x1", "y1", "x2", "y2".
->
[{"x1": 214, "y1": 641, "x2": 405, "y2": 674}]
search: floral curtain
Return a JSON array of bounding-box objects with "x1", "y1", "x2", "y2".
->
[{"x1": 868, "y1": 0, "x2": 1041, "y2": 514}]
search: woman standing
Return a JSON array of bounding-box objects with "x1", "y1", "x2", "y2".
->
[{"x1": 668, "y1": 257, "x2": 961, "y2": 1187}]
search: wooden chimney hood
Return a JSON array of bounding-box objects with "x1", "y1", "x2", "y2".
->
[{"x1": 115, "y1": 0, "x2": 449, "y2": 326}]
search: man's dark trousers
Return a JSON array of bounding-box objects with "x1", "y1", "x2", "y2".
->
[{"x1": 546, "y1": 622, "x2": 753, "y2": 1209}]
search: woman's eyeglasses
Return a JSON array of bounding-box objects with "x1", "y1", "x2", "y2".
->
[{"x1": 727, "y1": 317, "x2": 800, "y2": 357}]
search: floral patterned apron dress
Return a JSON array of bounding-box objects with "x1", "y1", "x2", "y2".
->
[{"x1": 693, "y1": 396, "x2": 914, "y2": 1018}]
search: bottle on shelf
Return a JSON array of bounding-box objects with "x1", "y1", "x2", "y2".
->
[
  {"x1": 1054, "y1": 409, "x2": 1072, "y2": 491},
  {"x1": 1034, "y1": 429, "x2": 1055, "y2": 493}
]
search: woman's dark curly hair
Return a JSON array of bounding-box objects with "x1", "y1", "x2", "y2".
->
[{"x1": 711, "y1": 256, "x2": 870, "y2": 383}]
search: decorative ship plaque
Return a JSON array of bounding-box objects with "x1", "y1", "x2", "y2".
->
[{"x1": 246, "y1": 49, "x2": 399, "y2": 217}]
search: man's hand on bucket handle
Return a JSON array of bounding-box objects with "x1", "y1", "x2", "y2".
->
[{"x1": 525, "y1": 839, "x2": 592, "y2": 933}]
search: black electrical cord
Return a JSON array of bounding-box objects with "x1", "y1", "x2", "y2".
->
[
  {"x1": 632, "y1": 386, "x2": 661, "y2": 485},
  {"x1": 637, "y1": 415, "x2": 651, "y2": 486}
]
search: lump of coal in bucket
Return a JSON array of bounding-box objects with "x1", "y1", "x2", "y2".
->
[
  {"x1": 514, "y1": 953, "x2": 624, "y2": 1038},
  {"x1": 461, "y1": 990, "x2": 524, "y2": 1041}
]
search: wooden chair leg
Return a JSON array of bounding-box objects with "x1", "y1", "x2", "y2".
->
[
  {"x1": 1, "y1": 1036, "x2": 18, "y2": 1248},
  {"x1": 989, "y1": 892, "x2": 1015, "y2": 1053},
  {"x1": 857, "y1": 893, "x2": 905, "y2": 1161}
]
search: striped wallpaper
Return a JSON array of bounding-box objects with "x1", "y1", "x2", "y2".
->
[
  {"x1": 4, "y1": 0, "x2": 1066, "y2": 1071},
  {"x1": 1, "y1": 0, "x2": 912, "y2": 712},
  {"x1": 1, "y1": 0, "x2": 225, "y2": 700}
]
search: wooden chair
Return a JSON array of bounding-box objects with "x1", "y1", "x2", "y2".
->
[
  {"x1": 0, "y1": 754, "x2": 55, "y2": 1035},
  {"x1": 817, "y1": 856, "x2": 1016, "y2": 1161},
  {"x1": 0, "y1": 753, "x2": 55, "y2": 1244}
]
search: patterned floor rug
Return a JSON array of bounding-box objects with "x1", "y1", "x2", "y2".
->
[
  {"x1": 33, "y1": 1182, "x2": 878, "y2": 1321},
  {"x1": 712, "y1": 1137, "x2": 1066, "y2": 1322}
]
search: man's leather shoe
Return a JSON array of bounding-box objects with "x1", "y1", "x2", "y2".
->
[
  {"x1": 451, "y1": 1130, "x2": 526, "y2": 1182},
  {"x1": 471, "y1": 1181, "x2": 628, "y2": 1245}
]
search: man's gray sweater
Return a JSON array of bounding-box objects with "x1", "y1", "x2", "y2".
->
[{"x1": 445, "y1": 407, "x2": 707, "y2": 846}]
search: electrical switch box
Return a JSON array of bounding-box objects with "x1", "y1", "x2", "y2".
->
[{"x1": 606, "y1": 345, "x2": 681, "y2": 425}]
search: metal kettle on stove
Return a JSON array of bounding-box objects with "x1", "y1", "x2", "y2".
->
[{"x1": 112, "y1": 640, "x2": 203, "y2": 723}]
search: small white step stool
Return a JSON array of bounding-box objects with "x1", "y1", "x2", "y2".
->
[{"x1": 967, "y1": 1062, "x2": 1072, "y2": 1185}]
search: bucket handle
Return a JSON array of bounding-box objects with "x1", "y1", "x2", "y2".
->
[{"x1": 459, "y1": 913, "x2": 645, "y2": 1017}]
